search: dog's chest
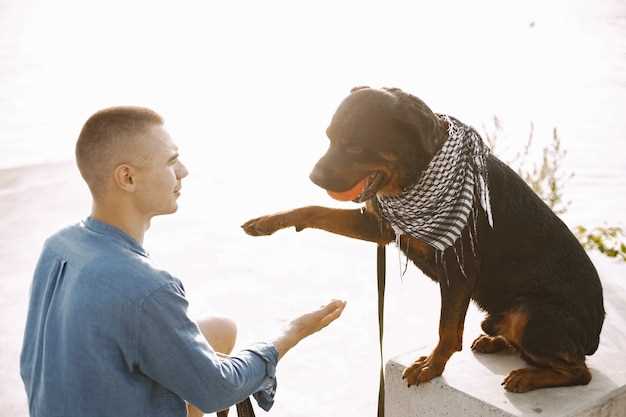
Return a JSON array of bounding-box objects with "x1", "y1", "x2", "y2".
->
[
  {"x1": 367, "y1": 199, "x2": 440, "y2": 281},
  {"x1": 401, "y1": 234, "x2": 440, "y2": 281}
]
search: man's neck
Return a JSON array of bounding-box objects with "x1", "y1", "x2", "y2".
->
[{"x1": 91, "y1": 203, "x2": 150, "y2": 245}]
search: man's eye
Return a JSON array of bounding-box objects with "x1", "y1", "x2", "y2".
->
[{"x1": 346, "y1": 146, "x2": 363, "y2": 155}]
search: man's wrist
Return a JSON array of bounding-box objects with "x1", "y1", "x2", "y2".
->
[{"x1": 270, "y1": 327, "x2": 304, "y2": 360}]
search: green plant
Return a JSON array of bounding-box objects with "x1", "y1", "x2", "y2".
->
[
  {"x1": 575, "y1": 226, "x2": 626, "y2": 261},
  {"x1": 482, "y1": 117, "x2": 625, "y2": 261}
]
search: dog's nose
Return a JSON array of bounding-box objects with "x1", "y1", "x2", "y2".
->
[{"x1": 309, "y1": 170, "x2": 326, "y2": 188}]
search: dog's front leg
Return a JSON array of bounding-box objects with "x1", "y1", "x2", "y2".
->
[
  {"x1": 242, "y1": 206, "x2": 395, "y2": 245},
  {"x1": 402, "y1": 273, "x2": 473, "y2": 387}
]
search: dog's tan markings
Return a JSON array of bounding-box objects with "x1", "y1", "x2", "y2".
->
[
  {"x1": 495, "y1": 316, "x2": 591, "y2": 392},
  {"x1": 471, "y1": 335, "x2": 512, "y2": 353},
  {"x1": 402, "y1": 236, "x2": 432, "y2": 258},
  {"x1": 403, "y1": 268, "x2": 473, "y2": 387},
  {"x1": 402, "y1": 327, "x2": 464, "y2": 387},
  {"x1": 503, "y1": 363, "x2": 591, "y2": 393},
  {"x1": 498, "y1": 309, "x2": 529, "y2": 348}
]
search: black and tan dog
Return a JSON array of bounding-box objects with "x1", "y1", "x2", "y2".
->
[{"x1": 242, "y1": 87, "x2": 605, "y2": 392}]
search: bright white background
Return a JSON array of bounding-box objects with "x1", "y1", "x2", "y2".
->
[{"x1": 1, "y1": 0, "x2": 625, "y2": 416}]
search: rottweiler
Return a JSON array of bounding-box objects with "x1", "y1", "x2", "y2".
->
[{"x1": 242, "y1": 86, "x2": 605, "y2": 392}]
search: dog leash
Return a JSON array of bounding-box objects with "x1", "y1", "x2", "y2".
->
[
  {"x1": 216, "y1": 397, "x2": 256, "y2": 417},
  {"x1": 377, "y1": 244, "x2": 386, "y2": 417},
  {"x1": 236, "y1": 398, "x2": 256, "y2": 417}
]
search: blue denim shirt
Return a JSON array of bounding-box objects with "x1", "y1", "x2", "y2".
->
[{"x1": 20, "y1": 217, "x2": 278, "y2": 417}]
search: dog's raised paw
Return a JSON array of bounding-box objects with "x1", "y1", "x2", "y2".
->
[
  {"x1": 241, "y1": 215, "x2": 287, "y2": 236},
  {"x1": 241, "y1": 217, "x2": 272, "y2": 236}
]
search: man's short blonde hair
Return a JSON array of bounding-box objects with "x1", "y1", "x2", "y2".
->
[{"x1": 75, "y1": 106, "x2": 163, "y2": 197}]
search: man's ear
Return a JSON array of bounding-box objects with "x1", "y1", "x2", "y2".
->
[{"x1": 113, "y1": 164, "x2": 137, "y2": 192}]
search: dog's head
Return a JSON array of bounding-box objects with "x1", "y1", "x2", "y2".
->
[{"x1": 310, "y1": 86, "x2": 449, "y2": 202}]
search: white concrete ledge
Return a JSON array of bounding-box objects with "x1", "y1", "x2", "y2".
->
[{"x1": 385, "y1": 347, "x2": 626, "y2": 417}]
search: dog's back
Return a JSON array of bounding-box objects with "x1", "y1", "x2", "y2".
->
[{"x1": 476, "y1": 155, "x2": 605, "y2": 355}]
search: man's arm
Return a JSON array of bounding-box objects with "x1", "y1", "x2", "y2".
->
[{"x1": 134, "y1": 282, "x2": 345, "y2": 414}]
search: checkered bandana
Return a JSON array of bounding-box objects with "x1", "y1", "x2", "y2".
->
[{"x1": 376, "y1": 114, "x2": 493, "y2": 280}]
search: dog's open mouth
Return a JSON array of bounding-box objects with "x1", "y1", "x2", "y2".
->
[{"x1": 327, "y1": 172, "x2": 386, "y2": 203}]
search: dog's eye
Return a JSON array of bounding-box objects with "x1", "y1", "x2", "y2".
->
[{"x1": 345, "y1": 145, "x2": 364, "y2": 155}]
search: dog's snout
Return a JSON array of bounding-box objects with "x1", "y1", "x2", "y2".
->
[{"x1": 309, "y1": 168, "x2": 327, "y2": 188}]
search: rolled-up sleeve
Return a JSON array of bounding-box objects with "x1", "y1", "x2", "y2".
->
[{"x1": 134, "y1": 282, "x2": 278, "y2": 413}]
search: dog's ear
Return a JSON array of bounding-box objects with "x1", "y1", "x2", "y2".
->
[
  {"x1": 350, "y1": 85, "x2": 370, "y2": 93},
  {"x1": 383, "y1": 88, "x2": 447, "y2": 157}
]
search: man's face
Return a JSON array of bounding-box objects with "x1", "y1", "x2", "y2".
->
[{"x1": 132, "y1": 125, "x2": 189, "y2": 217}]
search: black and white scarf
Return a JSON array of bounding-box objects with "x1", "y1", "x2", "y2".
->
[{"x1": 376, "y1": 114, "x2": 493, "y2": 281}]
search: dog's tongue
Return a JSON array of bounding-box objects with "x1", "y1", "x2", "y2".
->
[{"x1": 327, "y1": 177, "x2": 368, "y2": 201}]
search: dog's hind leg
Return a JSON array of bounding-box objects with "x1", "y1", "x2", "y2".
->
[
  {"x1": 503, "y1": 354, "x2": 591, "y2": 393},
  {"x1": 492, "y1": 307, "x2": 592, "y2": 392},
  {"x1": 471, "y1": 312, "x2": 518, "y2": 354}
]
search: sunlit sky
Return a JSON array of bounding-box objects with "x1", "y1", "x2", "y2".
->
[
  {"x1": 2, "y1": 0, "x2": 625, "y2": 225},
  {"x1": 3, "y1": 0, "x2": 616, "y2": 168}
]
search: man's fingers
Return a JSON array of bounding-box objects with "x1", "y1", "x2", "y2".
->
[
  {"x1": 318, "y1": 301, "x2": 346, "y2": 328},
  {"x1": 319, "y1": 300, "x2": 346, "y2": 319},
  {"x1": 319, "y1": 299, "x2": 346, "y2": 314},
  {"x1": 292, "y1": 299, "x2": 347, "y2": 338},
  {"x1": 319, "y1": 311, "x2": 343, "y2": 329}
]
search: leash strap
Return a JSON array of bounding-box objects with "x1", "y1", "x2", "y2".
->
[
  {"x1": 236, "y1": 398, "x2": 255, "y2": 417},
  {"x1": 377, "y1": 244, "x2": 386, "y2": 417},
  {"x1": 216, "y1": 397, "x2": 255, "y2": 417}
]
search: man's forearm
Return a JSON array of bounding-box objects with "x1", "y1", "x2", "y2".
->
[{"x1": 270, "y1": 327, "x2": 305, "y2": 360}]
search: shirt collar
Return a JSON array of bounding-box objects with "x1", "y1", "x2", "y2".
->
[{"x1": 82, "y1": 216, "x2": 149, "y2": 257}]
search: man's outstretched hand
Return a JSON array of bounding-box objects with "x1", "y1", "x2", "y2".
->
[{"x1": 272, "y1": 300, "x2": 347, "y2": 360}]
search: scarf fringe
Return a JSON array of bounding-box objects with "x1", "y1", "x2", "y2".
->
[{"x1": 394, "y1": 227, "x2": 410, "y2": 280}]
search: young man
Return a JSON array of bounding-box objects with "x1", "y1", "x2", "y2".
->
[{"x1": 20, "y1": 107, "x2": 346, "y2": 417}]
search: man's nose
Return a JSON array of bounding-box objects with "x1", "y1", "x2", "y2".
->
[{"x1": 177, "y1": 161, "x2": 189, "y2": 179}]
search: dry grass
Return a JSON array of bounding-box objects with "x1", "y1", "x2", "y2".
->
[{"x1": 482, "y1": 117, "x2": 625, "y2": 262}]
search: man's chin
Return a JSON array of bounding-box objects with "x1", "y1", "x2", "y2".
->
[{"x1": 153, "y1": 205, "x2": 178, "y2": 217}]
